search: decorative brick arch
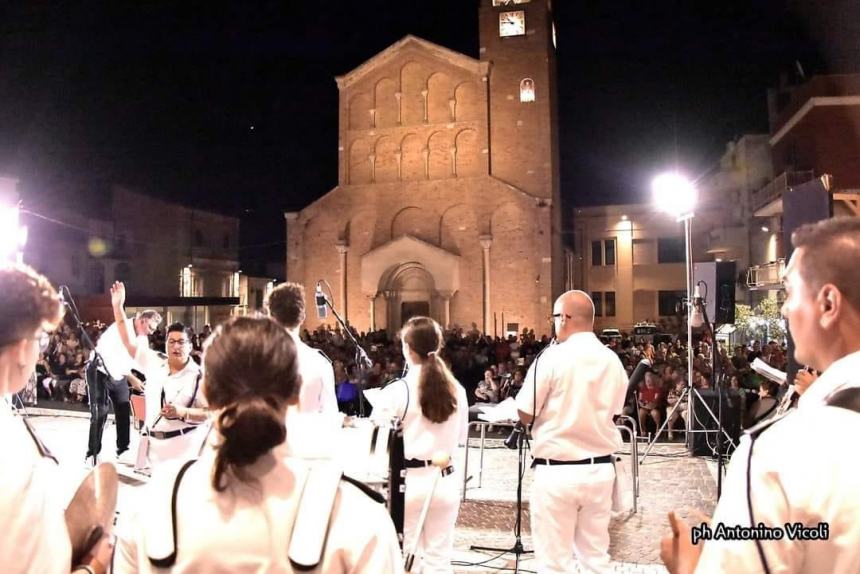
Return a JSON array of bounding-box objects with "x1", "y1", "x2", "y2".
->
[
  {"x1": 427, "y1": 71, "x2": 453, "y2": 124},
  {"x1": 400, "y1": 133, "x2": 425, "y2": 181},
  {"x1": 374, "y1": 77, "x2": 398, "y2": 128},
  {"x1": 400, "y1": 61, "x2": 427, "y2": 126},
  {"x1": 390, "y1": 205, "x2": 438, "y2": 245},
  {"x1": 454, "y1": 128, "x2": 481, "y2": 177},
  {"x1": 348, "y1": 138, "x2": 373, "y2": 184},
  {"x1": 428, "y1": 130, "x2": 453, "y2": 179},
  {"x1": 348, "y1": 91, "x2": 373, "y2": 130},
  {"x1": 374, "y1": 135, "x2": 399, "y2": 183},
  {"x1": 454, "y1": 80, "x2": 481, "y2": 122}
]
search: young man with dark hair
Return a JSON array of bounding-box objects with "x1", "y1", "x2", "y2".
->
[
  {"x1": 265, "y1": 282, "x2": 337, "y2": 414},
  {"x1": 110, "y1": 282, "x2": 207, "y2": 470},
  {"x1": 663, "y1": 217, "x2": 860, "y2": 573}
]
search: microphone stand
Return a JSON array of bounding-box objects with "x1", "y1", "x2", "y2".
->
[
  {"x1": 694, "y1": 297, "x2": 728, "y2": 498},
  {"x1": 470, "y1": 424, "x2": 533, "y2": 571},
  {"x1": 320, "y1": 293, "x2": 372, "y2": 417},
  {"x1": 62, "y1": 286, "x2": 112, "y2": 465}
]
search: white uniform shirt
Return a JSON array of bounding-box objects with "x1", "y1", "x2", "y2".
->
[
  {"x1": 135, "y1": 348, "x2": 205, "y2": 433},
  {"x1": 96, "y1": 320, "x2": 149, "y2": 381},
  {"x1": 797, "y1": 350, "x2": 860, "y2": 408},
  {"x1": 114, "y1": 440, "x2": 403, "y2": 573},
  {"x1": 376, "y1": 365, "x2": 469, "y2": 461},
  {"x1": 696, "y1": 350, "x2": 860, "y2": 573},
  {"x1": 516, "y1": 332, "x2": 628, "y2": 460},
  {"x1": 293, "y1": 334, "x2": 337, "y2": 414},
  {"x1": 0, "y1": 399, "x2": 71, "y2": 574}
]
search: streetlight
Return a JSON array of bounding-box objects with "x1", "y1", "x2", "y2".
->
[{"x1": 653, "y1": 171, "x2": 697, "y2": 448}]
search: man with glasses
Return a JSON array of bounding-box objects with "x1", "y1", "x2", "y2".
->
[
  {"x1": 109, "y1": 281, "x2": 208, "y2": 470},
  {"x1": 86, "y1": 286, "x2": 162, "y2": 465},
  {"x1": 517, "y1": 291, "x2": 628, "y2": 574}
]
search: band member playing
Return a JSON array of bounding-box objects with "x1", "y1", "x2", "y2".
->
[
  {"x1": 110, "y1": 282, "x2": 208, "y2": 469},
  {"x1": 375, "y1": 316, "x2": 469, "y2": 574},
  {"x1": 0, "y1": 263, "x2": 112, "y2": 574},
  {"x1": 86, "y1": 289, "x2": 161, "y2": 464},
  {"x1": 114, "y1": 316, "x2": 402, "y2": 572},
  {"x1": 517, "y1": 291, "x2": 628, "y2": 574},
  {"x1": 264, "y1": 282, "x2": 337, "y2": 414}
]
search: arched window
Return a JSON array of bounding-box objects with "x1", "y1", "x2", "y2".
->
[{"x1": 520, "y1": 78, "x2": 535, "y2": 103}]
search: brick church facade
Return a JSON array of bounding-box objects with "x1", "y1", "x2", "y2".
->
[{"x1": 286, "y1": 0, "x2": 562, "y2": 335}]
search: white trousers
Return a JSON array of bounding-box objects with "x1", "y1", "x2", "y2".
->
[
  {"x1": 404, "y1": 466, "x2": 460, "y2": 574},
  {"x1": 530, "y1": 463, "x2": 615, "y2": 574}
]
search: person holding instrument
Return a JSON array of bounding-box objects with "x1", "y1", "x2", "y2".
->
[
  {"x1": 115, "y1": 316, "x2": 402, "y2": 573},
  {"x1": 0, "y1": 263, "x2": 113, "y2": 574},
  {"x1": 374, "y1": 316, "x2": 469, "y2": 574}
]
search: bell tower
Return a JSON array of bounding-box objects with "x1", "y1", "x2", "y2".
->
[{"x1": 479, "y1": 0, "x2": 563, "y2": 299}]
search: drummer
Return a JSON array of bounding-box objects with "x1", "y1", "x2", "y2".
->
[
  {"x1": 109, "y1": 281, "x2": 208, "y2": 468},
  {"x1": 374, "y1": 316, "x2": 469, "y2": 574},
  {"x1": 114, "y1": 316, "x2": 402, "y2": 572},
  {"x1": 0, "y1": 263, "x2": 112, "y2": 574}
]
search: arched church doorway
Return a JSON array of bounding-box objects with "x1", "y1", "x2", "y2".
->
[{"x1": 401, "y1": 301, "x2": 430, "y2": 325}]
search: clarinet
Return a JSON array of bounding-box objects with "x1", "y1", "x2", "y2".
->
[{"x1": 387, "y1": 418, "x2": 406, "y2": 547}]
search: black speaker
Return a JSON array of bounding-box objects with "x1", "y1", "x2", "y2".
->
[
  {"x1": 688, "y1": 389, "x2": 741, "y2": 457},
  {"x1": 715, "y1": 261, "x2": 737, "y2": 325}
]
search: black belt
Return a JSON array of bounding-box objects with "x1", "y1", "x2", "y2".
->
[
  {"x1": 532, "y1": 455, "x2": 613, "y2": 467},
  {"x1": 404, "y1": 458, "x2": 455, "y2": 476},
  {"x1": 148, "y1": 426, "x2": 199, "y2": 440}
]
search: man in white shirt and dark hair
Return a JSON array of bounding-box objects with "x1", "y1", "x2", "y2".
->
[
  {"x1": 86, "y1": 291, "x2": 161, "y2": 464},
  {"x1": 516, "y1": 290, "x2": 628, "y2": 574},
  {"x1": 110, "y1": 282, "x2": 208, "y2": 470},
  {"x1": 662, "y1": 216, "x2": 860, "y2": 574},
  {"x1": 264, "y1": 281, "x2": 337, "y2": 415}
]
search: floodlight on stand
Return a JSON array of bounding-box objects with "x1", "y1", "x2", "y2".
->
[
  {"x1": 690, "y1": 284, "x2": 705, "y2": 328},
  {"x1": 652, "y1": 172, "x2": 697, "y2": 218}
]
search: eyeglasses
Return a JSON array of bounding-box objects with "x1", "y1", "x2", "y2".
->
[
  {"x1": 167, "y1": 339, "x2": 190, "y2": 347},
  {"x1": 547, "y1": 313, "x2": 571, "y2": 321}
]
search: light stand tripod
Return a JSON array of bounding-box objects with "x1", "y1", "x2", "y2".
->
[
  {"x1": 318, "y1": 285, "x2": 372, "y2": 417},
  {"x1": 640, "y1": 295, "x2": 737, "y2": 464},
  {"x1": 469, "y1": 424, "x2": 533, "y2": 572}
]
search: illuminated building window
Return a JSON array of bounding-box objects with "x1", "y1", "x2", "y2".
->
[{"x1": 520, "y1": 78, "x2": 535, "y2": 103}]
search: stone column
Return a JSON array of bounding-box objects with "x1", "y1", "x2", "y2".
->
[
  {"x1": 420, "y1": 89, "x2": 429, "y2": 123},
  {"x1": 395, "y1": 92, "x2": 402, "y2": 125},
  {"x1": 336, "y1": 242, "x2": 349, "y2": 321},
  {"x1": 437, "y1": 290, "x2": 453, "y2": 329},
  {"x1": 479, "y1": 234, "x2": 493, "y2": 334},
  {"x1": 367, "y1": 294, "x2": 377, "y2": 331}
]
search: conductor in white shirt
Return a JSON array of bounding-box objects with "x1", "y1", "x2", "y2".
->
[{"x1": 516, "y1": 290, "x2": 628, "y2": 574}]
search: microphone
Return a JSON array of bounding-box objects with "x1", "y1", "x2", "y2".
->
[
  {"x1": 315, "y1": 283, "x2": 328, "y2": 320},
  {"x1": 504, "y1": 422, "x2": 525, "y2": 450},
  {"x1": 690, "y1": 285, "x2": 705, "y2": 328}
]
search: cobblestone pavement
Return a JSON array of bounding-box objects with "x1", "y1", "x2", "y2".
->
[{"x1": 28, "y1": 413, "x2": 719, "y2": 573}]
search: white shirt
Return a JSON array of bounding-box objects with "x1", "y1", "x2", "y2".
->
[
  {"x1": 375, "y1": 365, "x2": 469, "y2": 461},
  {"x1": 696, "y1": 401, "x2": 860, "y2": 573},
  {"x1": 293, "y1": 334, "x2": 337, "y2": 414},
  {"x1": 0, "y1": 399, "x2": 71, "y2": 574},
  {"x1": 96, "y1": 320, "x2": 149, "y2": 381},
  {"x1": 114, "y1": 440, "x2": 403, "y2": 573},
  {"x1": 798, "y1": 350, "x2": 860, "y2": 408},
  {"x1": 515, "y1": 332, "x2": 628, "y2": 460},
  {"x1": 136, "y1": 348, "x2": 205, "y2": 433}
]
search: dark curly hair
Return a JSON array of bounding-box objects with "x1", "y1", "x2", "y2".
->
[
  {"x1": 202, "y1": 316, "x2": 301, "y2": 491},
  {"x1": 0, "y1": 263, "x2": 63, "y2": 347}
]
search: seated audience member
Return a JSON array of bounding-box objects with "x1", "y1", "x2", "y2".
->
[
  {"x1": 638, "y1": 371, "x2": 665, "y2": 435},
  {"x1": 666, "y1": 378, "x2": 688, "y2": 440}
]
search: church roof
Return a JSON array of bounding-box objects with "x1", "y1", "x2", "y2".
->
[{"x1": 335, "y1": 35, "x2": 490, "y2": 90}]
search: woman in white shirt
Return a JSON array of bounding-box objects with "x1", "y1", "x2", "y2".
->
[
  {"x1": 377, "y1": 316, "x2": 469, "y2": 574},
  {"x1": 115, "y1": 316, "x2": 402, "y2": 573}
]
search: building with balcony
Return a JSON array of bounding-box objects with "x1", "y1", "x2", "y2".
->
[{"x1": 748, "y1": 74, "x2": 860, "y2": 291}]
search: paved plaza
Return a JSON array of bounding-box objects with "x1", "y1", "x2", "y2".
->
[{"x1": 26, "y1": 410, "x2": 720, "y2": 573}]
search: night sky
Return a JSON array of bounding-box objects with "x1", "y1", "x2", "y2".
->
[{"x1": 1, "y1": 0, "x2": 856, "y2": 275}]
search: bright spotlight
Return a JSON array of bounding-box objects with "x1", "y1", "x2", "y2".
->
[
  {"x1": 0, "y1": 203, "x2": 26, "y2": 263},
  {"x1": 652, "y1": 172, "x2": 697, "y2": 218}
]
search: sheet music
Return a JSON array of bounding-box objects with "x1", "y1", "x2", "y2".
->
[
  {"x1": 751, "y1": 358, "x2": 787, "y2": 384},
  {"x1": 476, "y1": 397, "x2": 519, "y2": 423}
]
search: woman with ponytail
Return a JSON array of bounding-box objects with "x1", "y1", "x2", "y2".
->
[
  {"x1": 115, "y1": 316, "x2": 402, "y2": 573},
  {"x1": 376, "y1": 316, "x2": 469, "y2": 574}
]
